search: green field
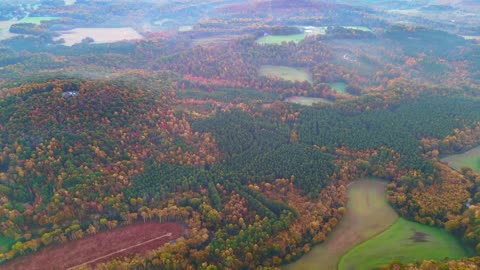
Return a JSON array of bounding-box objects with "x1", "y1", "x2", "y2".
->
[
  {"x1": 256, "y1": 33, "x2": 306, "y2": 45},
  {"x1": 441, "y1": 146, "x2": 480, "y2": 173},
  {"x1": 284, "y1": 179, "x2": 398, "y2": 270},
  {"x1": 259, "y1": 65, "x2": 312, "y2": 83},
  {"x1": 329, "y1": 82, "x2": 347, "y2": 94},
  {"x1": 0, "y1": 236, "x2": 15, "y2": 252},
  {"x1": 20, "y1": 16, "x2": 60, "y2": 25},
  {"x1": 339, "y1": 218, "x2": 471, "y2": 270}
]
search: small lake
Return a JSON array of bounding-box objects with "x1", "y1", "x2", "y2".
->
[{"x1": 441, "y1": 145, "x2": 480, "y2": 173}]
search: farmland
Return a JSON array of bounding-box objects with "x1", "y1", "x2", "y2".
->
[
  {"x1": 441, "y1": 145, "x2": 480, "y2": 173},
  {"x1": 55, "y1": 27, "x2": 143, "y2": 46},
  {"x1": 259, "y1": 65, "x2": 312, "y2": 83},
  {"x1": 284, "y1": 179, "x2": 398, "y2": 270},
  {"x1": 256, "y1": 33, "x2": 306, "y2": 45},
  {"x1": 339, "y1": 218, "x2": 471, "y2": 270},
  {"x1": 2, "y1": 223, "x2": 182, "y2": 270},
  {"x1": 283, "y1": 96, "x2": 333, "y2": 106}
]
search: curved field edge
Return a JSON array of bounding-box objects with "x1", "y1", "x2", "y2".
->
[
  {"x1": 441, "y1": 145, "x2": 480, "y2": 173},
  {"x1": 283, "y1": 178, "x2": 398, "y2": 270},
  {"x1": 2, "y1": 222, "x2": 183, "y2": 270},
  {"x1": 338, "y1": 218, "x2": 471, "y2": 270}
]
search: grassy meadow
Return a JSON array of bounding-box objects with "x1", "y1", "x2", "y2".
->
[
  {"x1": 284, "y1": 179, "x2": 398, "y2": 270},
  {"x1": 256, "y1": 33, "x2": 306, "y2": 45},
  {"x1": 441, "y1": 146, "x2": 480, "y2": 173},
  {"x1": 329, "y1": 82, "x2": 347, "y2": 94},
  {"x1": 259, "y1": 65, "x2": 312, "y2": 83},
  {"x1": 20, "y1": 17, "x2": 59, "y2": 25},
  {"x1": 283, "y1": 96, "x2": 333, "y2": 106},
  {"x1": 339, "y1": 218, "x2": 471, "y2": 270}
]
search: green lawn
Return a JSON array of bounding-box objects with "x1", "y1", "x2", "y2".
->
[
  {"x1": 284, "y1": 179, "x2": 398, "y2": 270},
  {"x1": 256, "y1": 33, "x2": 306, "y2": 45},
  {"x1": 339, "y1": 218, "x2": 471, "y2": 270},
  {"x1": 441, "y1": 146, "x2": 480, "y2": 173},
  {"x1": 259, "y1": 65, "x2": 312, "y2": 84}
]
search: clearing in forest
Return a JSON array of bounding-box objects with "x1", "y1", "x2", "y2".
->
[
  {"x1": 329, "y1": 82, "x2": 347, "y2": 94},
  {"x1": 259, "y1": 65, "x2": 312, "y2": 83},
  {"x1": 2, "y1": 222, "x2": 183, "y2": 270},
  {"x1": 19, "y1": 16, "x2": 60, "y2": 25},
  {"x1": 55, "y1": 27, "x2": 143, "y2": 46},
  {"x1": 441, "y1": 145, "x2": 480, "y2": 173},
  {"x1": 283, "y1": 96, "x2": 333, "y2": 106},
  {"x1": 339, "y1": 218, "x2": 471, "y2": 270},
  {"x1": 256, "y1": 33, "x2": 306, "y2": 45},
  {"x1": 284, "y1": 179, "x2": 398, "y2": 270}
]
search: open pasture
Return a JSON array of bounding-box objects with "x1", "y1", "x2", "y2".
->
[
  {"x1": 284, "y1": 96, "x2": 333, "y2": 106},
  {"x1": 329, "y1": 82, "x2": 347, "y2": 94},
  {"x1": 339, "y1": 218, "x2": 471, "y2": 270},
  {"x1": 259, "y1": 65, "x2": 312, "y2": 83},
  {"x1": 256, "y1": 33, "x2": 306, "y2": 45},
  {"x1": 20, "y1": 16, "x2": 60, "y2": 25},
  {"x1": 441, "y1": 145, "x2": 480, "y2": 173},
  {"x1": 284, "y1": 179, "x2": 398, "y2": 270},
  {"x1": 55, "y1": 27, "x2": 143, "y2": 46}
]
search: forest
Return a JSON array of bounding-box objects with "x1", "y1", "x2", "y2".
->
[{"x1": 0, "y1": 0, "x2": 479, "y2": 269}]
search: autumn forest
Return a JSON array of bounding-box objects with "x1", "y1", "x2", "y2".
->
[{"x1": 0, "y1": 0, "x2": 480, "y2": 269}]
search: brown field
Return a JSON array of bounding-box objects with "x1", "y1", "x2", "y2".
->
[{"x1": 3, "y1": 222, "x2": 183, "y2": 270}]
